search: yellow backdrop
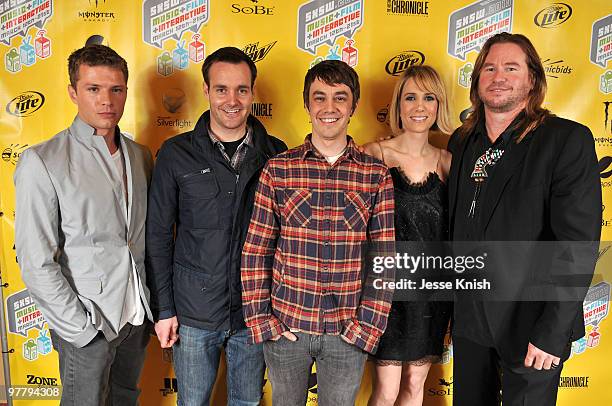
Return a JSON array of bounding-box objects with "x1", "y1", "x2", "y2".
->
[{"x1": 1, "y1": 0, "x2": 610, "y2": 404}]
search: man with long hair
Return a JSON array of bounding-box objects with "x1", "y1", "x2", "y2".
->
[{"x1": 448, "y1": 33, "x2": 601, "y2": 405}]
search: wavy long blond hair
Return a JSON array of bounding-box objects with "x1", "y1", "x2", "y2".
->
[{"x1": 389, "y1": 65, "x2": 453, "y2": 136}]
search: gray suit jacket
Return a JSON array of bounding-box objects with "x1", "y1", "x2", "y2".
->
[{"x1": 14, "y1": 116, "x2": 154, "y2": 347}]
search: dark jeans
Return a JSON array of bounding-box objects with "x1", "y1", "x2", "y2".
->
[
  {"x1": 263, "y1": 332, "x2": 367, "y2": 406},
  {"x1": 50, "y1": 322, "x2": 150, "y2": 406},
  {"x1": 172, "y1": 326, "x2": 265, "y2": 406},
  {"x1": 453, "y1": 335, "x2": 563, "y2": 406}
]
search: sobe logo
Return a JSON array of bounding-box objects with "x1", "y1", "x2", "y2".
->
[
  {"x1": 231, "y1": 1, "x2": 274, "y2": 15},
  {"x1": 385, "y1": 50, "x2": 424, "y2": 76},
  {"x1": 534, "y1": 3, "x2": 572, "y2": 28},
  {"x1": 6, "y1": 91, "x2": 45, "y2": 117},
  {"x1": 427, "y1": 377, "x2": 453, "y2": 396},
  {"x1": 2, "y1": 144, "x2": 28, "y2": 166}
]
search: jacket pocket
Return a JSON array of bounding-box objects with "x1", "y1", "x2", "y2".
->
[
  {"x1": 178, "y1": 168, "x2": 220, "y2": 229},
  {"x1": 283, "y1": 189, "x2": 312, "y2": 227},
  {"x1": 343, "y1": 191, "x2": 371, "y2": 232},
  {"x1": 72, "y1": 277, "x2": 103, "y2": 295},
  {"x1": 172, "y1": 263, "x2": 215, "y2": 322}
]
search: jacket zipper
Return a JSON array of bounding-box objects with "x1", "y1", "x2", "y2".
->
[{"x1": 181, "y1": 168, "x2": 211, "y2": 179}]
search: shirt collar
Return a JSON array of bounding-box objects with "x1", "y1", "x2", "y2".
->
[
  {"x1": 208, "y1": 124, "x2": 253, "y2": 148},
  {"x1": 300, "y1": 134, "x2": 359, "y2": 162},
  {"x1": 70, "y1": 115, "x2": 121, "y2": 146},
  {"x1": 475, "y1": 110, "x2": 526, "y2": 148}
]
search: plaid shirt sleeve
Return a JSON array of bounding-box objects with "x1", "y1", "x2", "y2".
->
[
  {"x1": 341, "y1": 167, "x2": 396, "y2": 353},
  {"x1": 241, "y1": 163, "x2": 289, "y2": 343}
]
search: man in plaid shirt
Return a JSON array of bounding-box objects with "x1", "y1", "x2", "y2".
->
[{"x1": 241, "y1": 60, "x2": 395, "y2": 405}]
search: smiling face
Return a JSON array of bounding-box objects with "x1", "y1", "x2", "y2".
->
[
  {"x1": 306, "y1": 78, "x2": 354, "y2": 143},
  {"x1": 68, "y1": 64, "x2": 127, "y2": 137},
  {"x1": 204, "y1": 61, "x2": 254, "y2": 140},
  {"x1": 478, "y1": 42, "x2": 533, "y2": 113},
  {"x1": 399, "y1": 78, "x2": 438, "y2": 136}
]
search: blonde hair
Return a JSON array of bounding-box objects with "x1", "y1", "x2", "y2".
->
[{"x1": 389, "y1": 65, "x2": 453, "y2": 136}]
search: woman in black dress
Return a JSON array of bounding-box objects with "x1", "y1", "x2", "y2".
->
[{"x1": 364, "y1": 65, "x2": 453, "y2": 406}]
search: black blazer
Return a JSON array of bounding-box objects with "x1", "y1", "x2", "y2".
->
[{"x1": 448, "y1": 116, "x2": 601, "y2": 363}]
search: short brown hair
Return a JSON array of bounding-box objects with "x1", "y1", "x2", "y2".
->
[
  {"x1": 389, "y1": 65, "x2": 453, "y2": 136},
  {"x1": 68, "y1": 44, "x2": 128, "y2": 88},
  {"x1": 303, "y1": 60, "x2": 360, "y2": 113},
  {"x1": 460, "y1": 32, "x2": 551, "y2": 141},
  {"x1": 201, "y1": 46, "x2": 257, "y2": 89}
]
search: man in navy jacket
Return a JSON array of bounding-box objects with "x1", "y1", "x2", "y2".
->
[{"x1": 146, "y1": 47, "x2": 286, "y2": 405}]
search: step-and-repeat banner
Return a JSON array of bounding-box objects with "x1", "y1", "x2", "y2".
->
[{"x1": 0, "y1": 0, "x2": 610, "y2": 404}]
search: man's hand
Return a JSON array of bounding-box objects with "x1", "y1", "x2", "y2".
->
[
  {"x1": 270, "y1": 331, "x2": 298, "y2": 342},
  {"x1": 154, "y1": 317, "x2": 179, "y2": 348},
  {"x1": 524, "y1": 342, "x2": 561, "y2": 370}
]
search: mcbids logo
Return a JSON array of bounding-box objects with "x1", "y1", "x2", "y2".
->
[
  {"x1": 534, "y1": 3, "x2": 572, "y2": 28},
  {"x1": 385, "y1": 50, "x2": 424, "y2": 76},
  {"x1": 6, "y1": 91, "x2": 45, "y2": 117}
]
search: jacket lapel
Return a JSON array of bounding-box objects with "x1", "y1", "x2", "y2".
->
[
  {"x1": 120, "y1": 136, "x2": 135, "y2": 230},
  {"x1": 448, "y1": 133, "x2": 471, "y2": 236},
  {"x1": 71, "y1": 116, "x2": 128, "y2": 222},
  {"x1": 479, "y1": 134, "x2": 533, "y2": 233}
]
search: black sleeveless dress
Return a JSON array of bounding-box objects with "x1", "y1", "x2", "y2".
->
[{"x1": 373, "y1": 168, "x2": 452, "y2": 364}]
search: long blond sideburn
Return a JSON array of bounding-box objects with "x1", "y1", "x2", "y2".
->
[{"x1": 389, "y1": 65, "x2": 453, "y2": 137}]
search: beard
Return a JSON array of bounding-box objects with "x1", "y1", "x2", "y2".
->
[{"x1": 479, "y1": 84, "x2": 531, "y2": 113}]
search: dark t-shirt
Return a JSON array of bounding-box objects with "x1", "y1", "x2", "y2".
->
[
  {"x1": 453, "y1": 114, "x2": 524, "y2": 241},
  {"x1": 220, "y1": 135, "x2": 246, "y2": 160}
]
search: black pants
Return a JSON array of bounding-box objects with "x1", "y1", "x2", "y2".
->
[{"x1": 452, "y1": 336, "x2": 562, "y2": 406}]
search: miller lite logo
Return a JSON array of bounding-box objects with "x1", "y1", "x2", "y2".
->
[
  {"x1": 6, "y1": 91, "x2": 45, "y2": 117},
  {"x1": 385, "y1": 50, "x2": 425, "y2": 76},
  {"x1": 534, "y1": 3, "x2": 572, "y2": 28}
]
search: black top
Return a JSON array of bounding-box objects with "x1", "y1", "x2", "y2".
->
[
  {"x1": 373, "y1": 168, "x2": 451, "y2": 362},
  {"x1": 453, "y1": 114, "x2": 522, "y2": 241},
  {"x1": 447, "y1": 115, "x2": 601, "y2": 358},
  {"x1": 220, "y1": 135, "x2": 247, "y2": 160}
]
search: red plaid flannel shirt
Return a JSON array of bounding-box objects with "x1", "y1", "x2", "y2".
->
[{"x1": 241, "y1": 136, "x2": 395, "y2": 353}]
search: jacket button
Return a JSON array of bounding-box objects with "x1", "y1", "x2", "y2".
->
[{"x1": 201, "y1": 287, "x2": 206, "y2": 292}]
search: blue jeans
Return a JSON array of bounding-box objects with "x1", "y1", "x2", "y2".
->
[
  {"x1": 173, "y1": 325, "x2": 264, "y2": 406},
  {"x1": 263, "y1": 332, "x2": 368, "y2": 406}
]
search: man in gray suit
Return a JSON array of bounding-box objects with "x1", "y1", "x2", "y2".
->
[{"x1": 14, "y1": 44, "x2": 153, "y2": 406}]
